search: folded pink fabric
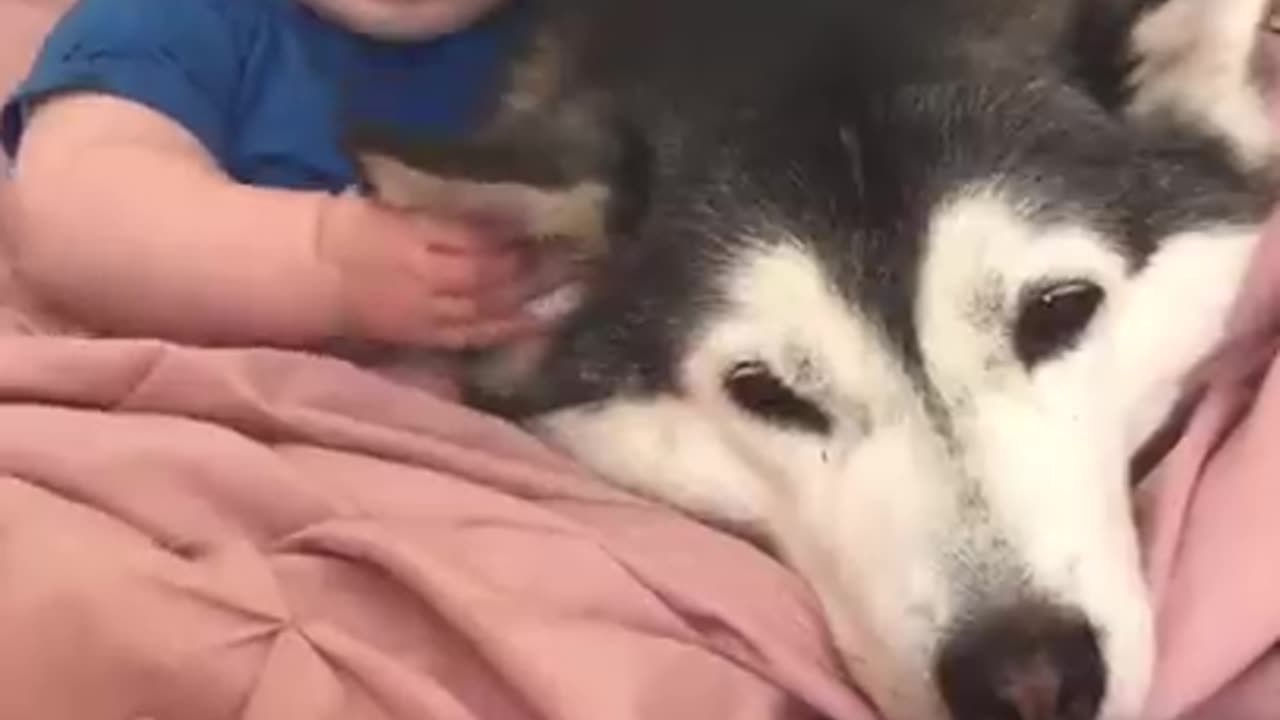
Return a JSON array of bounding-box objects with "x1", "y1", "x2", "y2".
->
[
  {"x1": 1136, "y1": 209, "x2": 1280, "y2": 720},
  {"x1": 0, "y1": 335, "x2": 874, "y2": 720}
]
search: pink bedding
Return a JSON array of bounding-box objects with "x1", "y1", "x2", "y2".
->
[
  {"x1": 0, "y1": 332, "x2": 874, "y2": 720},
  {"x1": 2, "y1": 4, "x2": 1280, "y2": 719}
]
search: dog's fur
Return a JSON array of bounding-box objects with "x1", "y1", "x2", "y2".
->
[{"x1": 348, "y1": 0, "x2": 1280, "y2": 717}]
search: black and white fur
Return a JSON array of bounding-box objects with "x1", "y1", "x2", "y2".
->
[{"x1": 349, "y1": 0, "x2": 1280, "y2": 718}]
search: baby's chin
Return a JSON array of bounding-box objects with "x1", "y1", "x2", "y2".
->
[{"x1": 299, "y1": 0, "x2": 508, "y2": 41}]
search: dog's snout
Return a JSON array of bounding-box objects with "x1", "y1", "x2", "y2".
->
[{"x1": 935, "y1": 603, "x2": 1105, "y2": 720}]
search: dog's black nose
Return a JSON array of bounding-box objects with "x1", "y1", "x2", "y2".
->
[{"x1": 935, "y1": 602, "x2": 1105, "y2": 720}]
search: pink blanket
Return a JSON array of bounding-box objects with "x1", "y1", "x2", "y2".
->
[{"x1": 0, "y1": 328, "x2": 872, "y2": 720}]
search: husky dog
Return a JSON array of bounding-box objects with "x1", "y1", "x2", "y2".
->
[{"x1": 348, "y1": 0, "x2": 1280, "y2": 717}]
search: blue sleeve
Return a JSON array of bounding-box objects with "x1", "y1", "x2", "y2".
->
[{"x1": 1, "y1": 0, "x2": 251, "y2": 162}]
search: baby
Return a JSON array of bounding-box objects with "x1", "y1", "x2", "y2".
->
[{"x1": 1, "y1": 0, "x2": 562, "y2": 352}]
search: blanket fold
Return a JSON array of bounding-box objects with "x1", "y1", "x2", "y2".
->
[{"x1": 0, "y1": 336, "x2": 875, "y2": 720}]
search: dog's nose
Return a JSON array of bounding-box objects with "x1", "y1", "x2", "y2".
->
[{"x1": 935, "y1": 602, "x2": 1105, "y2": 720}]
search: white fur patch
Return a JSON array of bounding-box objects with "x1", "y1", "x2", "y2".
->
[
  {"x1": 1127, "y1": 0, "x2": 1276, "y2": 169},
  {"x1": 536, "y1": 398, "x2": 769, "y2": 530},
  {"x1": 1109, "y1": 225, "x2": 1262, "y2": 447},
  {"x1": 916, "y1": 191, "x2": 1153, "y2": 719}
]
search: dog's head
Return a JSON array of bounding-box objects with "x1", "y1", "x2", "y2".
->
[{"x1": 353, "y1": 0, "x2": 1279, "y2": 717}]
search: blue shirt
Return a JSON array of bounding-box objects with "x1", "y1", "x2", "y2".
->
[{"x1": 1, "y1": 0, "x2": 528, "y2": 190}]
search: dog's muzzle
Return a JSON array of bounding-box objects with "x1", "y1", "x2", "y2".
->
[{"x1": 934, "y1": 601, "x2": 1105, "y2": 720}]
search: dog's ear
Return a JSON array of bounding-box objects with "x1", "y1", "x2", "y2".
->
[
  {"x1": 344, "y1": 114, "x2": 635, "y2": 256},
  {"x1": 1070, "y1": 0, "x2": 1278, "y2": 171}
]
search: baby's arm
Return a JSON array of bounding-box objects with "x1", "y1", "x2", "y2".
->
[
  {"x1": 2, "y1": 0, "x2": 353, "y2": 345},
  {"x1": 5, "y1": 0, "x2": 553, "y2": 348},
  {"x1": 11, "y1": 91, "x2": 347, "y2": 345}
]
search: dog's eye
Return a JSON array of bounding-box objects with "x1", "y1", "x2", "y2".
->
[
  {"x1": 723, "y1": 361, "x2": 831, "y2": 434},
  {"x1": 1013, "y1": 280, "x2": 1105, "y2": 366}
]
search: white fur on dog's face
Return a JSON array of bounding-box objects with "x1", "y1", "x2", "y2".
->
[{"x1": 535, "y1": 186, "x2": 1261, "y2": 720}]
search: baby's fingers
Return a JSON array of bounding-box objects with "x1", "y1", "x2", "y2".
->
[
  {"x1": 425, "y1": 314, "x2": 545, "y2": 350},
  {"x1": 426, "y1": 292, "x2": 527, "y2": 324},
  {"x1": 414, "y1": 245, "x2": 529, "y2": 294},
  {"x1": 428, "y1": 255, "x2": 581, "y2": 324}
]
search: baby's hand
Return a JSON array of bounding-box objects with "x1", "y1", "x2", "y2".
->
[{"x1": 319, "y1": 193, "x2": 568, "y2": 349}]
